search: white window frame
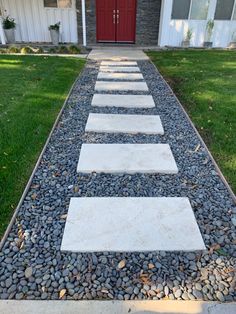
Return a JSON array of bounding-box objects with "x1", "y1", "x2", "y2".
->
[
  {"x1": 44, "y1": 0, "x2": 72, "y2": 9},
  {"x1": 231, "y1": 0, "x2": 236, "y2": 20}
]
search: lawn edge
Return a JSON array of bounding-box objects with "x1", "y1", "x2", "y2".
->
[
  {"x1": 149, "y1": 58, "x2": 236, "y2": 203},
  {"x1": 0, "y1": 61, "x2": 87, "y2": 250}
]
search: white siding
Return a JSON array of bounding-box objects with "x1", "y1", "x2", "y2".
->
[
  {"x1": 0, "y1": 0, "x2": 78, "y2": 43},
  {"x1": 159, "y1": 0, "x2": 236, "y2": 48}
]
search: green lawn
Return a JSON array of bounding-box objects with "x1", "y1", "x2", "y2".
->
[
  {"x1": 0, "y1": 55, "x2": 85, "y2": 237},
  {"x1": 148, "y1": 50, "x2": 236, "y2": 193}
]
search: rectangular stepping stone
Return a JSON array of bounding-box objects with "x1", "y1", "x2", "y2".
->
[
  {"x1": 85, "y1": 113, "x2": 164, "y2": 135},
  {"x1": 95, "y1": 81, "x2": 148, "y2": 92},
  {"x1": 61, "y1": 197, "x2": 206, "y2": 252},
  {"x1": 101, "y1": 61, "x2": 137, "y2": 66},
  {"x1": 92, "y1": 94, "x2": 155, "y2": 108},
  {"x1": 97, "y1": 72, "x2": 144, "y2": 81},
  {"x1": 77, "y1": 144, "x2": 178, "y2": 174},
  {"x1": 100, "y1": 66, "x2": 140, "y2": 73}
]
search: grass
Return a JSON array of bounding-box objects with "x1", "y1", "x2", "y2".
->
[
  {"x1": 148, "y1": 50, "x2": 236, "y2": 193},
  {"x1": 0, "y1": 55, "x2": 85, "y2": 237}
]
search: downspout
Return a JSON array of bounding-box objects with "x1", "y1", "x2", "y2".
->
[
  {"x1": 0, "y1": 2, "x2": 6, "y2": 45},
  {"x1": 81, "y1": 0, "x2": 87, "y2": 46}
]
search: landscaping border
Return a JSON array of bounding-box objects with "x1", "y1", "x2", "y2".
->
[{"x1": 0, "y1": 61, "x2": 87, "y2": 250}]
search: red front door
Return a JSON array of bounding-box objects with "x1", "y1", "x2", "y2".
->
[{"x1": 96, "y1": 0, "x2": 136, "y2": 43}]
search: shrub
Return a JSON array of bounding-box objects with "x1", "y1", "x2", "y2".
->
[
  {"x1": 8, "y1": 46, "x2": 20, "y2": 53},
  {"x1": 20, "y1": 46, "x2": 33, "y2": 54},
  {"x1": 68, "y1": 45, "x2": 80, "y2": 54},
  {"x1": 36, "y1": 47, "x2": 44, "y2": 54},
  {"x1": 49, "y1": 47, "x2": 57, "y2": 54},
  {"x1": 58, "y1": 45, "x2": 68, "y2": 54}
]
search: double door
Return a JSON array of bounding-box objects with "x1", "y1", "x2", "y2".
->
[{"x1": 96, "y1": 0, "x2": 136, "y2": 43}]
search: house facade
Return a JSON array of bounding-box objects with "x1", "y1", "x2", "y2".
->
[{"x1": 0, "y1": 0, "x2": 236, "y2": 47}]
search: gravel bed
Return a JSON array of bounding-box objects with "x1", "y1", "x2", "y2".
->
[{"x1": 0, "y1": 60, "x2": 235, "y2": 302}]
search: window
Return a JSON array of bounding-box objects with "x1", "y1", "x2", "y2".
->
[
  {"x1": 58, "y1": 0, "x2": 72, "y2": 8},
  {"x1": 44, "y1": 0, "x2": 72, "y2": 8},
  {"x1": 44, "y1": 0, "x2": 57, "y2": 7},
  {"x1": 171, "y1": 0, "x2": 191, "y2": 19},
  {"x1": 190, "y1": 0, "x2": 209, "y2": 20},
  {"x1": 214, "y1": 0, "x2": 234, "y2": 20}
]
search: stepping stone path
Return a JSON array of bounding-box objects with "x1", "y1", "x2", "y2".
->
[
  {"x1": 61, "y1": 198, "x2": 206, "y2": 252},
  {"x1": 100, "y1": 66, "x2": 141, "y2": 72},
  {"x1": 85, "y1": 113, "x2": 164, "y2": 134},
  {"x1": 62, "y1": 59, "x2": 205, "y2": 253},
  {"x1": 95, "y1": 81, "x2": 149, "y2": 92},
  {"x1": 91, "y1": 94, "x2": 155, "y2": 108},
  {"x1": 97, "y1": 72, "x2": 144, "y2": 81},
  {"x1": 77, "y1": 144, "x2": 178, "y2": 174}
]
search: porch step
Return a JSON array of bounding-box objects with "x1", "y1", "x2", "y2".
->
[
  {"x1": 85, "y1": 113, "x2": 164, "y2": 134},
  {"x1": 95, "y1": 81, "x2": 149, "y2": 92},
  {"x1": 97, "y1": 72, "x2": 144, "y2": 81},
  {"x1": 91, "y1": 94, "x2": 155, "y2": 108},
  {"x1": 100, "y1": 66, "x2": 141, "y2": 73},
  {"x1": 77, "y1": 144, "x2": 178, "y2": 174},
  {"x1": 101, "y1": 61, "x2": 138, "y2": 66},
  {"x1": 61, "y1": 197, "x2": 206, "y2": 252}
]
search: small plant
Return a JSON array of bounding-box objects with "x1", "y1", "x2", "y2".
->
[
  {"x1": 206, "y1": 19, "x2": 214, "y2": 41},
  {"x1": 8, "y1": 46, "x2": 20, "y2": 53},
  {"x1": 35, "y1": 47, "x2": 44, "y2": 54},
  {"x1": 68, "y1": 45, "x2": 80, "y2": 54},
  {"x1": 58, "y1": 45, "x2": 68, "y2": 54},
  {"x1": 49, "y1": 47, "x2": 57, "y2": 54},
  {"x1": 48, "y1": 22, "x2": 60, "y2": 31},
  {"x1": 21, "y1": 46, "x2": 33, "y2": 54},
  {"x1": 185, "y1": 28, "x2": 193, "y2": 42},
  {"x1": 2, "y1": 15, "x2": 16, "y2": 29}
]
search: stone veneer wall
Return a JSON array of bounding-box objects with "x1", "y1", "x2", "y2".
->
[{"x1": 76, "y1": 0, "x2": 162, "y2": 46}]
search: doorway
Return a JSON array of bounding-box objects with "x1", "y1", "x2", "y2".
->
[{"x1": 96, "y1": 0, "x2": 137, "y2": 43}]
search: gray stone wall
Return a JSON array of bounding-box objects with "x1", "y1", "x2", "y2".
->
[
  {"x1": 76, "y1": 0, "x2": 161, "y2": 46},
  {"x1": 136, "y1": 0, "x2": 162, "y2": 45}
]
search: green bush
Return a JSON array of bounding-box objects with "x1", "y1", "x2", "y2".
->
[
  {"x1": 68, "y1": 45, "x2": 80, "y2": 54},
  {"x1": 36, "y1": 47, "x2": 44, "y2": 54},
  {"x1": 8, "y1": 46, "x2": 20, "y2": 53},
  {"x1": 20, "y1": 46, "x2": 33, "y2": 54},
  {"x1": 58, "y1": 45, "x2": 68, "y2": 54},
  {"x1": 49, "y1": 47, "x2": 57, "y2": 54}
]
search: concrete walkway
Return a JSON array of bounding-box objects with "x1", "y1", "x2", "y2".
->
[
  {"x1": 0, "y1": 300, "x2": 235, "y2": 314},
  {"x1": 88, "y1": 48, "x2": 149, "y2": 61}
]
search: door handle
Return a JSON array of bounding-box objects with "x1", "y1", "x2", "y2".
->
[
  {"x1": 113, "y1": 14, "x2": 116, "y2": 24},
  {"x1": 117, "y1": 10, "x2": 119, "y2": 24}
]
